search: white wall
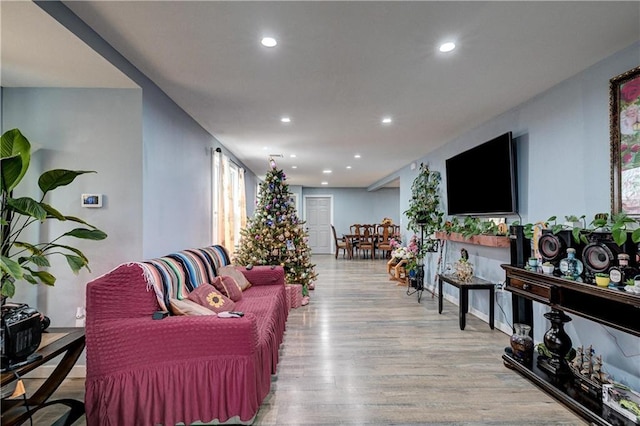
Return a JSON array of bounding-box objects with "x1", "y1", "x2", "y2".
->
[{"x1": 2, "y1": 88, "x2": 143, "y2": 327}]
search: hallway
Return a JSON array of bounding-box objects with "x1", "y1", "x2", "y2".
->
[{"x1": 254, "y1": 255, "x2": 584, "y2": 425}]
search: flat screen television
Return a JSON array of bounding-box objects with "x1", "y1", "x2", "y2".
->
[{"x1": 445, "y1": 131, "x2": 517, "y2": 216}]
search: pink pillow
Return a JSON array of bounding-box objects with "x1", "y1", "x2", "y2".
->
[
  {"x1": 212, "y1": 276, "x2": 243, "y2": 302},
  {"x1": 169, "y1": 298, "x2": 215, "y2": 316},
  {"x1": 218, "y1": 265, "x2": 252, "y2": 291},
  {"x1": 187, "y1": 283, "x2": 235, "y2": 313}
]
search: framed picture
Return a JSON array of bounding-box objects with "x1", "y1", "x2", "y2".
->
[
  {"x1": 610, "y1": 65, "x2": 640, "y2": 218},
  {"x1": 81, "y1": 194, "x2": 102, "y2": 208}
]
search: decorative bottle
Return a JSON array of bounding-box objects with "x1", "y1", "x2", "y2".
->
[
  {"x1": 609, "y1": 253, "x2": 639, "y2": 286},
  {"x1": 560, "y1": 248, "x2": 582, "y2": 280},
  {"x1": 510, "y1": 323, "x2": 534, "y2": 364},
  {"x1": 609, "y1": 253, "x2": 627, "y2": 286}
]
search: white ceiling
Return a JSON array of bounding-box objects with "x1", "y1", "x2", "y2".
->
[
  {"x1": 3, "y1": 1, "x2": 640, "y2": 188},
  {"x1": 0, "y1": 1, "x2": 136, "y2": 89}
]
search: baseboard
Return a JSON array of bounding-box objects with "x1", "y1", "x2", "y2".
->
[
  {"x1": 22, "y1": 364, "x2": 86, "y2": 379},
  {"x1": 426, "y1": 284, "x2": 511, "y2": 336}
]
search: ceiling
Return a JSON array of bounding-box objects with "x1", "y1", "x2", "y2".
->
[
  {"x1": 2, "y1": 2, "x2": 639, "y2": 188},
  {"x1": 0, "y1": 1, "x2": 136, "y2": 89}
]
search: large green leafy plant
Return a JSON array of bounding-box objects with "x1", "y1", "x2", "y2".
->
[
  {"x1": 404, "y1": 162, "x2": 444, "y2": 253},
  {"x1": 1, "y1": 129, "x2": 107, "y2": 298}
]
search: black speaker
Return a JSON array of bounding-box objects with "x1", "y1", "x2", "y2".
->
[
  {"x1": 1, "y1": 303, "x2": 43, "y2": 371},
  {"x1": 582, "y1": 231, "x2": 638, "y2": 282},
  {"x1": 538, "y1": 229, "x2": 584, "y2": 266},
  {"x1": 509, "y1": 225, "x2": 531, "y2": 268}
]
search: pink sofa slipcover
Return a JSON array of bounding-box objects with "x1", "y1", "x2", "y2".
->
[{"x1": 84, "y1": 245, "x2": 288, "y2": 426}]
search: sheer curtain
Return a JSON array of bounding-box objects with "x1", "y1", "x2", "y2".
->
[
  {"x1": 237, "y1": 168, "x2": 247, "y2": 235},
  {"x1": 212, "y1": 149, "x2": 246, "y2": 254}
]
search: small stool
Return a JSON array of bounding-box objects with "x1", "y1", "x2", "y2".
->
[{"x1": 285, "y1": 284, "x2": 303, "y2": 310}]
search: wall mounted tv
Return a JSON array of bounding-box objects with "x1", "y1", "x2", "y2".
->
[{"x1": 445, "y1": 131, "x2": 518, "y2": 216}]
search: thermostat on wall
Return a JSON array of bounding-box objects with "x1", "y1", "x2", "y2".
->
[{"x1": 81, "y1": 194, "x2": 102, "y2": 208}]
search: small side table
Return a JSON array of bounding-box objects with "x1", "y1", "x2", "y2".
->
[
  {"x1": 1, "y1": 327, "x2": 85, "y2": 426},
  {"x1": 438, "y1": 274, "x2": 495, "y2": 330}
]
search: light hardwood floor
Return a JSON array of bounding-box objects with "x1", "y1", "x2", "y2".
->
[{"x1": 20, "y1": 254, "x2": 585, "y2": 425}]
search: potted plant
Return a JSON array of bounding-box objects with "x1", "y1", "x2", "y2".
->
[
  {"x1": 1, "y1": 129, "x2": 107, "y2": 299},
  {"x1": 404, "y1": 163, "x2": 443, "y2": 254},
  {"x1": 590, "y1": 212, "x2": 640, "y2": 246},
  {"x1": 594, "y1": 273, "x2": 610, "y2": 288},
  {"x1": 541, "y1": 262, "x2": 555, "y2": 274}
]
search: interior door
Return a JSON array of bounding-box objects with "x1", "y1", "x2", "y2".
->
[{"x1": 305, "y1": 196, "x2": 332, "y2": 254}]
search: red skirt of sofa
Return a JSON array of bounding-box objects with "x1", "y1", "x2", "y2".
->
[{"x1": 85, "y1": 356, "x2": 260, "y2": 426}]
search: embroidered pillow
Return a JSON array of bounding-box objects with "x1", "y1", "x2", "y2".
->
[
  {"x1": 187, "y1": 283, "x2": 235, "y2": 313},
  {"x1": 212, "y1": 275, "x2": 243, "y2": 302},
  {"x1": 218, "y1": 265, "x2": 252, "y2": 291},
  {"x1": 169, "y1": 298, "x2": 215, "y2": 316}
]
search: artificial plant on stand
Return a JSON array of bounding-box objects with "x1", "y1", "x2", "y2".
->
[
  {"x1": 234, "y1": 159, "x2": 317, "y2": 305},
  {"x1": 403, "y1": 163, "x2": 444, "y2": 287}
]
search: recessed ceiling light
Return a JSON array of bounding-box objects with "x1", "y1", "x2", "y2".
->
[
  {"x1": 263, "y1": 146, "x2": 269, "y2": 150},
  {"x1": 321, "y1": 181, "x2": 328, "y2": 185},
  {"x1": 382, "y1": 117, "x2": 392, "y2": 124},
  {"x1": 439, "y1": 42, "x2": 456, "y2": 53},
  {"x1": 354, "y1": 154, "x2": 361, "y2": 159},
  {"x1": 261, "y1": 37, "x2": 277, "y2": 48},
  {"x1": 292, "y1": 165, "x2": 298, "y2": 169},
  {"x1": 346, "y1": 166, "x2": 352, "y2": 169},
  {"x1": 323, "y1": 169, "x2": 332, "y2": 174},
  {"x1": 290, "y1": 154, "x2": 296, "y2": 158},
  {"x1": 281, "y1": 117, "x2": 291, "y2": 123}
]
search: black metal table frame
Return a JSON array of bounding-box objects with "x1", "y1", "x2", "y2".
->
[{"x1": 1, "y1": 327, "x2": 86, "y2": 426}]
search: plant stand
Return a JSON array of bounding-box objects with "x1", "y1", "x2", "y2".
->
[
  {"x1": 406, "y1": 264, "x2": 425, "y2": 302},
  {"x1": 387, "y1": 258, "x2": 408, "y2": 286},
  {"x1": 406, "y1": 223, "x2": 436, "y2": 303}
]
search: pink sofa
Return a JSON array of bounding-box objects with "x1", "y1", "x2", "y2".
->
[{"x1": 84, "y1": 245, "x2": 288, "y2": 426}]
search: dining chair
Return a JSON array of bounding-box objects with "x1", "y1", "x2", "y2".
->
[
  {"x1": 331, "y1": 224, "x2": 352, "y2": 259},
  {"x1": 349, "y1": 224, "x2": 362, "y2": 257},
  {"x1": 376, "y1": 223, "x2": 393, "y2": 259},
  {"x1": 357, "y1": 224, "x2": 376, "y2": 259}
]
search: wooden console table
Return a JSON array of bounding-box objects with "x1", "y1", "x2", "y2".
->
[
  {"x1": 438, "y1": 274, "x2": 495, "y2": 330},
  {"x1": 1, "y1": 327, "x2": 85, "y2": 426},
  {"x1": 501, "y1": 265, "x2": 640, "y2": 425}
]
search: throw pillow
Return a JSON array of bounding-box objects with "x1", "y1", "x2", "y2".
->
[
  {"x1": 211, "y1": 275, "x2": 243, "y2": 302},
  {"x1": 218, "y1": 265, "x2": 252, "y2": 291},
  {"x1": 169, "y1": 298, "x2": 215, "y2": 316},
  {"x1": 187, "y1": 283, "x2": 235, "y2": 313}
]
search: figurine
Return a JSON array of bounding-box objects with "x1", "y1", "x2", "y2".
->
[{"x1": 460, "y1": 248, "x2": 469, "y2": 261}]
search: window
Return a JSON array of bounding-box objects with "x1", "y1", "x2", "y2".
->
[{"x1": 212, "y1": 150, "x2": 246, "y2": 253}]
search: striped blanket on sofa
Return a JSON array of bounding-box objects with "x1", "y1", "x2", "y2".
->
[{"x1": 134, "y1": 245, "x2": 231, "y2": 311}]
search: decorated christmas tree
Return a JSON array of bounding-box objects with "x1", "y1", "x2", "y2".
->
[{"x1": 234, "y1": 160, "x2": 317, "y2": 297}]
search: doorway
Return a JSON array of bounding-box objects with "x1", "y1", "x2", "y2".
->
[{"x1": 304, "y1": 195, "x2": 332, "y2": 254}]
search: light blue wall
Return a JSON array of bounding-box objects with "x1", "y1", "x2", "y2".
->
[
  {"x1": 36, "y1": 1, "x2": 256, "y2": 258},
  {"x1": 402, "y1": 42, "x2": 640, "y2": 389},
  {"x1": 301, "y1": 187, "x2": 400, "y2": 235},
  {"x1": 2, "y1": 88, "x2": 143, "y2": 327}
]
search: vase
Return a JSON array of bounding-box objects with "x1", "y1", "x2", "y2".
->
[
  {"x1": 559, "y1": 248, "x2": 582, "y2": 280},
  {"x1": 454, "y1": 260, "x2": 474, "y2": 283},
  {"x1": 510, "y1": 323, "x2": 534, "y2": 364},
  {"x1": 539, "y1": 309, "x2": 573, "y2": 377}
]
